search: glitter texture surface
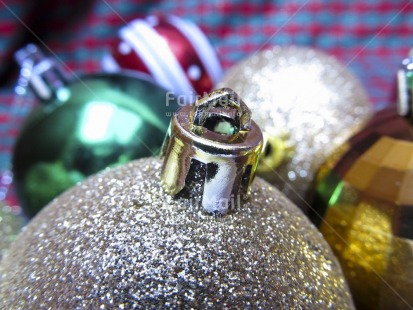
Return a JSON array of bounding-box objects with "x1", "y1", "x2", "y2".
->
[
  {"x1": 0, "y1": 202, "x2": 24, "y2": 260},
  {"x1": 217, "y1": 46, "x2": 373, "y2": 211},
  {"x1": 0, "y1": 158, "x2": 353, "y2": 309}
]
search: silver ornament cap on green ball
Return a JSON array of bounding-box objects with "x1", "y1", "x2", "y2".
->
[{"x1": 0, "y1": 89, "x2": 354, "y2": 308}]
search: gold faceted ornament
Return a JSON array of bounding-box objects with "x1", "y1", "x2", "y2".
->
[
  {"x1": 313, "y1": 57, "x2": 413, "y2": 310},
  {"x1": 315, "y1": 132, "x2": 413, "y2": 309},
  {"x1": 0, "y1": 89, "x2": 354, "y2": 309},
  {"x1": 218, "y1": 46, "x2": 373, "y2": 212}
]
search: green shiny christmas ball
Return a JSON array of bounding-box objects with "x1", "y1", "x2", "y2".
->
[{"x1": 13, "y1": 72, "x2": 179, "y2": 217}]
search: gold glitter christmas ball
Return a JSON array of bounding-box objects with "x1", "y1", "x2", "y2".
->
[
  {"x1": 217, "y1": 46, "x2": 373, "y2": 212},
  {"x1": 0, "y1": 158, "x2": 353, "y2": 309},
  {"x1": 0, "y1": 89, "x2": 354, "y2": 308}
]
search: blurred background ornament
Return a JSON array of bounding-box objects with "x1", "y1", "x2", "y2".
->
[
  {"x1": 0, "y1": 59, "x2": 36, "y2": 208},
  {"x1": 102, "y1": 15, "x2": 223, "y2": 103},
  {"x1": 0, "y1": 89, "x2": 354, "y2": 309},
  {"x1": 217, "y1": 46, "x2": 373, "y2": 212},
  {"x1": 0, "y1": 201, "x2": 24, "y2": 260},
  {"x1": 312, "y1": 54, "x2": 413, "y2": 309},
  {"x1": 12, "y1": 44, "x2": 180, "y2": 218}
]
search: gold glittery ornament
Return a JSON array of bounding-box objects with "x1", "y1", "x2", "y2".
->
[
  {"x1": 313, "y1": 57, "x2": 413, "y2": 309},
  {"x1": 0, "y1": 89, "x2": 354, "y2": 309},
  {"x1": 217, "y1": 46, "x2": 373, "y2": 211}
]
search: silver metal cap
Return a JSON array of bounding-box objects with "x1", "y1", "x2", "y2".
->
[
  {"x1": 160, "y1": 88, "x2": 263, "y2": 214},
  {"x1": 15, "y1": 44, "x2": 70, "y2": 102}
]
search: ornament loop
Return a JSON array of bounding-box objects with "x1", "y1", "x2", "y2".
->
[
  {"x1": 160, "y1": 88, "x2": 263, "y2": 214},
  {"x1": 189, "y1": 88, "x2": 251, "y2": 136}
]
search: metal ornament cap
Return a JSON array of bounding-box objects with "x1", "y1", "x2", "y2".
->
[
  {"x1": 161, "y1": 88, "x2": 263, "y2": 214},
  {"x1": 14, "y1": 44, "x2": 70, "y2": 102},
  {"x1": 397, "y1": 53, "x2": 413, "y2": 121}
]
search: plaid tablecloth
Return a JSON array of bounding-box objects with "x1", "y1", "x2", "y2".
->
[{"x1": 1, "y1": 0, "x2": 412, "y2": 205}]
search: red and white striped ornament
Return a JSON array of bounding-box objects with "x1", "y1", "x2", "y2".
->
[{"x1": 102, "y1": 15, "x2": 222, "y2": 102}]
